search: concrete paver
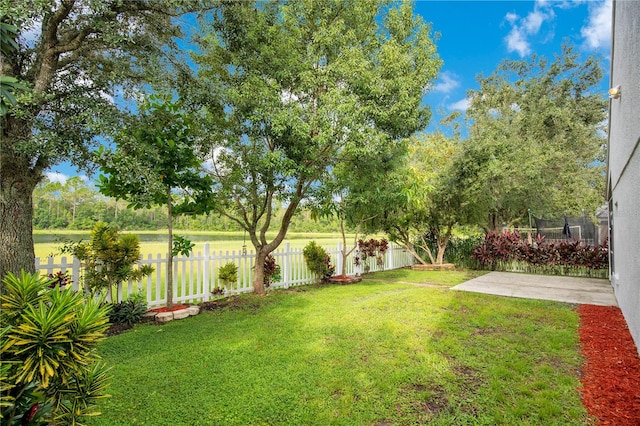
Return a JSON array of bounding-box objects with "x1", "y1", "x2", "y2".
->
[{"x1": 451, "y1": 271, "x2": 617, "y2": 306}]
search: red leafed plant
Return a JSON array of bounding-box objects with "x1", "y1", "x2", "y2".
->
[
  {"x1": 357, "y1": 238, "x2": 389, "y2": 268},
  {"x1": 263, "y1": 254, "x2": 281, "y2": 288},
  {"x1": 471, "y1": 231, "x2": 608, "y2": 271}
]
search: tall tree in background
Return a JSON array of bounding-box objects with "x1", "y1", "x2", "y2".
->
[
  {"x1": 311, "y1": 133, "x2": 406, "y2": 277},
  {"x1": 194, "y1": 0, "x2": 441, "y2": 294},
  {"x1": 98, "y1": 95, "x2": 215, "y2": 309},
  {"x1": 372, "y1": 132, "x2": 463, "y2": 265},
  {"x1": 0, "y1": 1, "x2": 213, "y2": 280},
  {"x1": 454, "y1": 45, "x2": 607, "y2": 232}
]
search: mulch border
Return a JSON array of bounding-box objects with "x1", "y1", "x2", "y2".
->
[{"x1": 578, "y1": 304, "x2": 640, "y2": 424}]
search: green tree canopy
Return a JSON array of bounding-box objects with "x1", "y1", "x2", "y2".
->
[
  {"x1": 193, "y1": 0, "x2": 441, "y2": 293},
  {"x1": 370, "y1": 132, "x2": 463, "y2": 265},
  {"x1": 98, "y1": 95, "x2": 215, "y2": 308},
  {"x1": 0, "y1": 0, "x2": 214, "y2": 280},
  {"x1": 453, "y1": 45, "x2": 607, "y2": 232}
]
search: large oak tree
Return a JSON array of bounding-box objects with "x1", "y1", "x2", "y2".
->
[{"x1": 0, "y1": 1, "x2": 213, "y2": 280}]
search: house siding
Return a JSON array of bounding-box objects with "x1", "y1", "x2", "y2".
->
[{"x1": 608, "y1": 0, "x2": 640, "y2": 354}]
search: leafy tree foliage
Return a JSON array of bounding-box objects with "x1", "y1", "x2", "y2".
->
[
  {"x1": 98, "y1": 95, "x2": 215, "y2": 308},
  {"x1": 0, "y1": 22, "x2": 28, "y2": 116},
  {"x1": 370, "y1": 132, "x2": 463, "y2": 265},
  {"x1": 453, "y1": 46, "x2": 607, "y2": 232},
  {"x1": 0, "y1": 0, "x2": 214, "y2": 281},
  {"x1": 311, "y1": 126, "x2": 407, "y2": 276},
  {"x1": 194, "y1": 0, "x2": 441, "y2": 294}
]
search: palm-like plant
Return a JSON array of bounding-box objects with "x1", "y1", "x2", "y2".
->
[
  {"x1": 63, "y1": 222, "x2": 154, "y2": 301},
  {"x1": 1, "y1": 271, "x2": 111, "y2": 425}
]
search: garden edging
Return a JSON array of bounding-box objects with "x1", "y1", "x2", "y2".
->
[{"x1": 150, "y1": 305, "x2": 201, "y2": 323}]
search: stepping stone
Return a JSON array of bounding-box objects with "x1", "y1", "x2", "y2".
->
[
  {"x1": 172, "y1": 309, "x2": 190, "y2": 320},
  {"x1": 155, "y1": 312, "x2": 174, "y2": 322}
]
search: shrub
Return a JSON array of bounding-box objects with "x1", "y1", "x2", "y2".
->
[
  {"x1": 263, "y1": 254, "x2": 281, "y2": 287},
  {"x1": 218, "y1": 262, "x2": 238, "y2": 291},
  {"x1": 357, "y1": 238, "x2": 389, "y2": 270},
  {"x1": 60, "y1": 222, "x2": 154, "y2": 300},
  {"x1": 471, "y1": 231, "x2": 609, "y2": 274},
  {"x1": 303, "y1": 241, "x2": 335, "y2": 282},
  {"x1": 0, "y1": 271, "x2": 111, "y2": 425},
  {"x1": 108, "y1": 292, "x2": 148, "y2": 326}
]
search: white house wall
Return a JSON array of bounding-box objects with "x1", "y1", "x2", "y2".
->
[{"x1": 608, "y1": 0, "x2": 640, "y2": 354}]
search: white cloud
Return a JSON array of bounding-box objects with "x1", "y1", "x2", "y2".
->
[
  {"x1": 581, "y1": 0, "x2": 612, "y2": 50},
  {"x1": 523, "y1": 9, "x2": 546, "y2": 33},
  {"x1": 503, "y1": 1, "x2": 555, "y2": 57},
  {"x1": 505, "y1": 12, "x2": 519, "y2": 25},
  {"x1": 449, "y1": 98, "x2": 471, "y2": 111},
  {"x1": 505, "y1": 27, "x2": 531, "y2": 57},
  {"x1": 46, "y1": 172, "x2": 69, "y2": 185},
  {"x1": 433, "y1": 71, "x2": 461, "y2": 94}
]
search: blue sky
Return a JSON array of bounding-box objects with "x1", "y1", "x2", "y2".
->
[
  {"x1": 48, "y1": 0, "x2": 612, "y2": 183},
  {"x1": 419, "y1": 0, "x2": 612, "y2": 125}
]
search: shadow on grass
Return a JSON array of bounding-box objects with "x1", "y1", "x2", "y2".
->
[{"x1": 88, "y1": 272, "x2": 592, "y2": 425}]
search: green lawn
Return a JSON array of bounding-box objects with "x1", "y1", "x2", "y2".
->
[{"x1": 87, "y1": 270, "x2": 593, "y2": 425}]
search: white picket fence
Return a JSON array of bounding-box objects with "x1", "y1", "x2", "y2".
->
[{"x1": 35, "y1": 242, "x2": 415, "y2": 307}]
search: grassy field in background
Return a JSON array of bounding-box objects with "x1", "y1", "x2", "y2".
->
[
  {"x1": 86, "y1": 270, "x2": 592, "y2": 425},
  {"x1": 33, "y1": 230, "x2": 355, "y2": 261},
  {"x1": 34, "y1": 230, "x2": 373, "y2": 306}
]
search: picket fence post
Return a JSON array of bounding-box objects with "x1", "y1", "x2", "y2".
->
[
  {"x1": 203, "y1": 244, "x2": 210, "y2": 302},
  {"x1": 283, "y1": 243, "x2": 290, "y2": 288},
  {"x1": 387, "y1": 242, "x2": 394, "y2": 270},
  {"x1": 34, "y1": 240, "x2": 416, "y2": 307}
]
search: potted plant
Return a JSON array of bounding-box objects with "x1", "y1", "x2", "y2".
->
[{"x1": 217, "y1": 262, "x2": 238, "y2": 295}]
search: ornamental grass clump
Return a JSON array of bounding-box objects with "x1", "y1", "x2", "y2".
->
[{"x1": 0, "y1": 271, "x2": 111, "y2": 425}]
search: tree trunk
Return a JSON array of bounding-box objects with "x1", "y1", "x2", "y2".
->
[
  {"x1": 403, "y1": 239, "x2": 429, "y2": 265},
  {"x1": 487, "y1": 213, "x2": 500, "y2": 232},
  {"x1": 0, "y1": 150, "x2": 41, "y2": 283},
  {"x1": 436, "y1": 235, "x2": 451, "y2": 265},
  {"x1": 166, "y1": 187, "x2": 174, "y2": 308},
  {"x1": 339, "y1": 215, "x2": 355, "y2": 277},
  {"x1": 252, "y1": 249, "x2": 267, "y2": 295}
]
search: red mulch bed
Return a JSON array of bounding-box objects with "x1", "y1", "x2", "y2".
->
[
  {"x1": 148, "y1": 304, "x2": 190, "y2": 313},
  {"x1": 328, "y1": 275, "x2": 362, "y2": 284},
  {"x1": 578, "y1": 304, "x2": 640, "y2": 425}
]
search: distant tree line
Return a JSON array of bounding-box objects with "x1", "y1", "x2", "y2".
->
[{"x1": 32, "y1": 177, "x2": 341, "y2": 233}]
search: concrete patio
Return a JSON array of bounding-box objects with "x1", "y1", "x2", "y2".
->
[{"x1": 451, "y1": 271, "x2": 617, "y2": 306}]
